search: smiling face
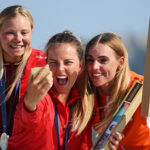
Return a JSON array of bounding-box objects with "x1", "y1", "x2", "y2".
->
[
  {"x1": 47, "y1": 43, "x2": 82, "y2": 95},
  {"x1": 86, "y1": 43, "x2": 124, "y2": 92},
  {"x1": 0, "y1": 14, "x2": 32, "y2": 63}
]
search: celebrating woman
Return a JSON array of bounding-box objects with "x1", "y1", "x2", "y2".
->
[
  {"x1": 8, "y1": 31, "x2": 94, "y2": 150},
  {"x1": 85, "y1": 32, "x2": 150, "y2": 149},
  {"x1": 0, "y1": 5, "x2": 46, "y2": 149}
]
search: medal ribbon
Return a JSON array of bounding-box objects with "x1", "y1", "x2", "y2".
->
[
  {"x1": 0, "y1": 61, "x2": 27, "y2": 133},
  {"x1": 54, "y1": 101, "x2": 71, "y2": 150}
]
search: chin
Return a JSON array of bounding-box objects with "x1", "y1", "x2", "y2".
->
[
  {"x1": 56, "y1": 87, "x2": 68, "y2": 94},
  {"x1": 93, "y1": 82, "x2": 104, "y2": 87}
]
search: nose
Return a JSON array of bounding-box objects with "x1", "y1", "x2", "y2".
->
[
  {"x1": 93, "y1": 60, "x2": 100, "y2": 70},
  {"x1": 58, "y1": 62, "x2": 65, "y2": 71},
  {"x1": 14, "y1": 33, "x2": 22, "y2": 42}
]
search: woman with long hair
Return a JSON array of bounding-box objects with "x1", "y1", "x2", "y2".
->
[
  {"x1": 0, "y1": 5, "x2": 46, "y2": 149},
  {"x1": 8, "y1": 31, "x2": 94, "y2": 150},
  {"x1": 85, "y1": 32, "x2": 150, "y2": 149}
]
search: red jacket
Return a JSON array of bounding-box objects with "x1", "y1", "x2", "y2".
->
[
  {"x1": 93, "y1": 71, "x2": 150, "y2": 150},
  {"x1": 7, "y1": 87, "x2": 92, "y2": 150},
  {"x1": 0, "y1": 48, "x2": 46, "y2": 136}
]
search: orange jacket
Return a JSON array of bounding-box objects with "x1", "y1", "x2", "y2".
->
[{"x1": 93, "y1": 71, "x2": 150, "y2": 150}]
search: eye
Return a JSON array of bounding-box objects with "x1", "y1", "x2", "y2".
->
[
  {"x1": 48, "y1": 61, "x2": 57, "y2": 66},
  {"x1": 98, "y1": 58, "x2": 107, "y2": 64},
  {"x1": 64, "y1": 61, "x2": 73, "y2": 65},
  {"x1": 86, "y1": 58, "x2": 94, "y2": 64},
  {"x1": 22, "y1": 31, "x2": 28, "y2": 35},
  {"x1": 5, "y1": 32, "x2": 14, "y2": 35}
]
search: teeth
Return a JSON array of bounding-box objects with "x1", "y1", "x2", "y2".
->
[
  {"x1": 11, "y1": 45, "x2": 23, "y2": 48},
  {"x1": 93, "y1": 74, "x2": 101, "y2": 77},
  {"x1": 57, "y1": 76, "x2": 67, "y2": 79}
]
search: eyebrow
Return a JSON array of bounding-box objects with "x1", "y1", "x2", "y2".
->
[
  {"x1": 85, "y1": 54, "x2": 106, "y2": 59},
  {"x1": 47, "y1": 58, "x2": 56, "y2": 61},
  {"x1": 47, "y1": 58, "x2": 75, "y2": 61}
]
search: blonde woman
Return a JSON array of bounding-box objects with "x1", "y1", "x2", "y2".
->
[
  {"x1": 85, "y1": 32, "x2": 150, "y2": 149},
  {"x1": 0, "y1": 5, "x2": 46, "y2": 147}
]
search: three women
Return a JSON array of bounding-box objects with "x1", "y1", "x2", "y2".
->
[{"x1": 1, "y1": 4, "x2": 149, "y2": 150}]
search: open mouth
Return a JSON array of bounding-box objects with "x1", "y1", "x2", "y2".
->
[
  {"x1": 56, "y1": 76, "x2": 68, "y2": 85},
  {"x1": 93, "y1": 73, "x2": 105, "y2": 77},
  {"x1": 10, "y1": 45, "x2": 24, "y2": 49}
]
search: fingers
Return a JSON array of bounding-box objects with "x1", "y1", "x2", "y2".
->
[
  {"x1": 38, "y1": 72, "x2": 53, "y2": 92},
  {"x1": 112, "y1": 132, "x2": 124, "y2": 141},
  {"x1": 31, "y1": 65, "x2": 50, "y2": 84},
  {"x1": 108, "y1": 132, "x2": 124, "y2": 150},
  {"x1": 108, "y1": 141, "x2": 118, "y2": 150},
  {"x1": 25, "y1": 65, "x2": 53, "y2": 108},
  {"x1": 28, "y1": 71, "x2": 33, "y2": 85}
]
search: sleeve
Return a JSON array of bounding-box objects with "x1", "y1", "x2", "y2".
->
[
  {"x1": 80, "y1": 121, "x2": 93, "y2": 150},
  {"x1": 19, "y1": 94, "x2": 49, "y2": 128}
]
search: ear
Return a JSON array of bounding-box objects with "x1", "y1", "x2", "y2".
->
[
  {"x1": 79, "y1": 60, "x2": 84, "y2": 75},
  {"x1": 117, "y1": 56, "x2": 125, "y2": 71},
  {"x1": 119, "y1": 56, "x2": 125, "y2": 66}
]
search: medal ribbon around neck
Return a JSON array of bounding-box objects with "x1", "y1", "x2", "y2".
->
[{"x1": 0, "y1": 61, "x2": 27, "y2": 134}]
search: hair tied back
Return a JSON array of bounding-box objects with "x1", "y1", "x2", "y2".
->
[{"x1": 63, "y1": 30, "x2": 73, "y2": 35}]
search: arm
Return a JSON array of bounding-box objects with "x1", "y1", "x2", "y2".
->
[
  {"x1": 19, "y1": 95, "x2": 50, "y2": 126},
  {"x1": 24, "y1": 65, "x2": 53, "y2": 111},
  {"x1": 19, "y1": 65, "x2": 53, "y2": 126}
]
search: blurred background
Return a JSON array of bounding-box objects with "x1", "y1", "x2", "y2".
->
[
  {"x1": 1, "y1": 0, "x2": 150, "y2": 75},
  {"x1": 0, "y1": 0, "x2": 150, "y2": 74},
  {"x1": 1, "y1": 0, "x2": 150, "y2": 145}
]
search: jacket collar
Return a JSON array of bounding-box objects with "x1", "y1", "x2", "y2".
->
[{"x1": 49, "y1": 86, "x2": 81, "y2": 107}]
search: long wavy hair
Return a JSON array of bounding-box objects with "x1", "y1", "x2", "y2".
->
[
  {"x1": 45, "y1": 31, "x2": 94, "y2": 135},
  {"x1": 85, "y1": 32, "x2": 130, "y2": 132},
  {"x1": 0, "y1": 5, "x2": 33, "y2": 101}
]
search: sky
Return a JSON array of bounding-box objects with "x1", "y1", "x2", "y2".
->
[{"x1": 1, "y1": 0, "x2": 150, "y2": 74}]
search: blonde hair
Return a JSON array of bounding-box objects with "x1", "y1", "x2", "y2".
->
[
  {"x1": 0, "y1": 5, "x2": 33, "y2": 100},
  {"x1": 45, "y1": 31, "x2": 94, "y2": 135},
  {"x1": 85, "y1": 32, "x2": 130, "y2": 132}
]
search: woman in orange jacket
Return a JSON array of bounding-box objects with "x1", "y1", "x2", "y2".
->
[{"x1": 85, "y1": 32, "x2": 150, "y2": 150}]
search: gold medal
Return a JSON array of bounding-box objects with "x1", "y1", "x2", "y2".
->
[{"x1": 0, "y1": 132, "x2": 9, "y2": 150}]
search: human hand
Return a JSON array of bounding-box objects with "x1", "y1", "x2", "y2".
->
[
  {"x1": 24, "y1": 65, "x2": 53, "y2": 111},
  {"x1": 108, "y1": 132, "x2": 124, "y2": 150}
]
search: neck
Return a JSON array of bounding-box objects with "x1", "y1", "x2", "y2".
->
[
  {"x1": 57, "y1": 93, "x2": 69, "y2": 103},
  {"x1": 98, "y1": 79, "x2": 115, "y2": 96},
  {"x1": 98, "y1": 83, "x2": 113, "y2": 96},
  {"x1": 98, "y1": 87, "x2": 110, "y2": 96},
  {"x1": 4, "y1": 56, "x2": 22, "y2": 64}
]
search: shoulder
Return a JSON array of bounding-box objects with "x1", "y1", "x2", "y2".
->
[
  {"x1": 129, "y1": 71, "x2": 144, "y2": 87},
  {"x1": 30, "y1": 48, "x2": 46, "y2": 58},
  {"x1": 26, "y1": 48, "x2": 47, "y2": 67}
]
